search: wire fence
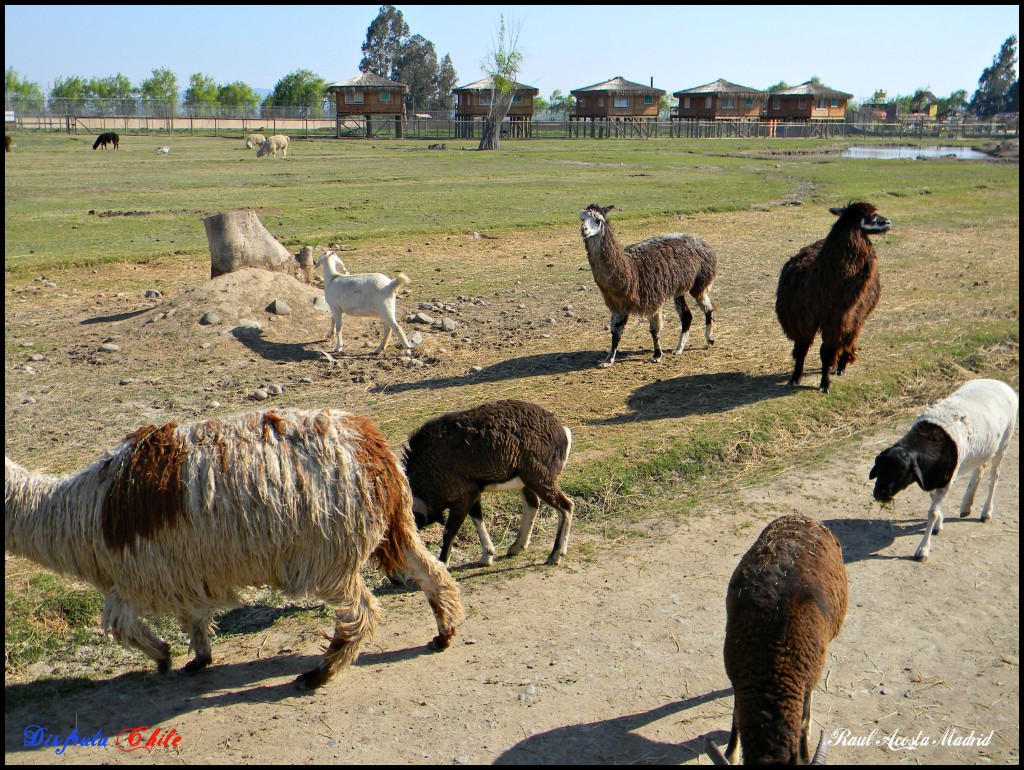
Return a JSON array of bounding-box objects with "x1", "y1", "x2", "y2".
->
[{"x1": 5, "y1": 98, "x2": 1018, "y2": 142}]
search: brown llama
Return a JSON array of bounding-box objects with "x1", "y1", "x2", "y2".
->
[
  {"x1": 579, "y1": 204, "x2": 717, "y2": 368},
  {"x1": 775, "y1": 201, "x2": 891, "y2": 393}
]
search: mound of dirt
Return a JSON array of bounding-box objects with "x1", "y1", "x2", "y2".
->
[
  {"x1": 124, "y1": 268, "x2": 328, "y2": 338},
  {"x1": 979, "y1": 138, "x2": 1019, "y2": 159}
]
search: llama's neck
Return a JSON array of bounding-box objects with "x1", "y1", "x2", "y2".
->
[
  {"x1": 822, "y1": 229, "x2": 875, "y2": 275},
  {"x1": 585, "y1": 226, "x2": 638, "y2": 300},
  {"x1": 5, "y1": 458, "x2": 113, "y2": 587}
]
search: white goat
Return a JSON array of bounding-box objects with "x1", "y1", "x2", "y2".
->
[
  {"x1": 870, "y1": 379, "x2": 1018, "y2": 561},
  {"x1": 256, "y1": 134, "x2": 289, "y2": 158},
  {"x1": 315, "y1": 251, "x2": 412, "y2": 355},
  {"x1": 155, "y1": 146, "x2": 171, "y2": 154},
  {"x1": 5, "y1": 408, "x2": 464, "y2": 688}
]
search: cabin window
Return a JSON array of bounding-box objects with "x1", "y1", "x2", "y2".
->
[
  {"x1": 512, "y1": 94, "x2": 522, "y2": 103},
  {"x1": 643, "y1": 95, "x2": 653, "y2": 105},
  {"x1": 479, "y1": 92, "x2": 492, "y2": 106},
  {"x1": 683, "y1": 97, "x2": 691, "y2": 109},
  {"x1": 345, "y1": 91, "x2": 364, "y2": 105},
  {"x1": 723, "y1": 97, "x2": 736, "y2": 109},
  {"x1": 598, "y1": 97, "x2": 606, "y2": 107},
  {"x1": 577, "y1": 97, "x2": 586, "y2": 108},
  {"x1": 613, "y1": 96, "x2": 629, "y2": 108},
  {"x1": 705, "y1": 96, "x2": 713, "y2": 109},
  {"x1": 831, "y1": 98, "x2": 839, "y2": 108},
  {"x1": 745, "y1": 98, "x2": 754, "y2": 106},
  {"x1": 379, "y1": 91, "x2": 391, "y2": 102}
]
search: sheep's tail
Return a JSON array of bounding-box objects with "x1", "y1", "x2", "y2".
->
[
  {"x1": 390, "y1": 273, "x2": 411, "y2": 292},
  {"x1": 349, "y1": 416, "x2": 463, "y2": 649}
]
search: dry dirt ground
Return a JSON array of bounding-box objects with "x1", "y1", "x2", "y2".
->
[
  {"x1": 3, "y1": 427, "x2": 1018, "y2": 765},
  {"x1": 4, "y1": 206, "x2": 1019, "y2": 764}
]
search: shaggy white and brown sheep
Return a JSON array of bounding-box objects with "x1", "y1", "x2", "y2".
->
[
  {"x1": 403, "y1": 400, "x2": 575, "y2": 567},
  {"x1": 775, "y1": 202, "x2": 890, "y2": 393},
  {"x1": 870, "y1": 378, "x2": 1018, "y2": 561},
  {"x1": 5, "y1": 408, "x2": 464, "y2": 689},
  {"x1": 315, "y1": 251, "x2": 412, "y2": 355},
  {"x1": 245, "y1": 133, "x2": 267, "y2": 150},
  {"x1": 579, "y1": 204, "x2": 717, "y2": 368},
  {"x1": 256, "y1": 134, "x2": 289, "y2": 158},
  {"x1": 705, "y1": 515, "x2": 848, "y2": 765}
]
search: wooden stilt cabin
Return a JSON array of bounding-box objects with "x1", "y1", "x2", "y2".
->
[
  {"x1": 672, "y1": 79, "x2": 764, "y2": 121},
  {"x1": 764, "y1": 81, "x2": 853, "y2": 121},
  {"x1": 452, "y1": 77, "x2": 539, "y2": 138},
  {"x1": 569, "y1": 76, "x2": 665, "y2": 138},
  {"x1": 326, "y1": 73, "x2": 409, "y2": 138}
]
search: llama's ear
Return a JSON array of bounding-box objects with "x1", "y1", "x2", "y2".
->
[
  {"x1": 602, "y1": 205, "x2": 615, "y2": 215},
  {"x1": 828, "y1": 206, "x2": 844, "y2": 217}
]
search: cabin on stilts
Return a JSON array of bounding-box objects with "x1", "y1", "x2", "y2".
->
[
  {"x1": 569, "y1": 76, "x2": 665, "y2": 138},
  {"x1": 452, "y1": 77, "x2": 539, "y2": 138},
  {"x1": 326, "y1": 73, "x2": 410, "y2": 138}
]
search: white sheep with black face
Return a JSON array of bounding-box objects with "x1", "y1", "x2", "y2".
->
[{"x1": 870, "y1": 378, "x2": 1018, "y2": 561}]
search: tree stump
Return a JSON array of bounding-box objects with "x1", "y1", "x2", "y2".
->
[{"x1": 204, "y1": 210, "x2": 296, "y2": 279}]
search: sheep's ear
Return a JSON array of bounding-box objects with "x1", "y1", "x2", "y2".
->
[
  {"x1": 602, "y1": 205, "x2": 615, "y2": 215},
  {"x1": 828, "y1": 206, "x2": 844, "y2": 217},
  {"x1": 868, "y1": 461, "x2": 878, "y2": 480}
]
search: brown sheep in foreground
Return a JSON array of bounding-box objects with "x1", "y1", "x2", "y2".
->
[
  {"x1": 775, "y1": 201, "x2": 890, "y2": 393},
  {"x1": 706, "y1": 515, "x2": 848, "y2": 765}
]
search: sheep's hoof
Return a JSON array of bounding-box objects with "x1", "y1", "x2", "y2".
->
[
  {"x1": 959, "y1": 510, "x2": 972, "y2": 518},
  {"x1": 479, "y1": 554, "x2": 495, "y2": 567},
  {"x1": 913, "y1": 551, "x2": 929, "y2": 562},
  {"x1": 183, "y1": 654, "x2": 213, "y2": 673},
  {"x1": 295, "y1": 667, "x2": 328, "y2": 690}
]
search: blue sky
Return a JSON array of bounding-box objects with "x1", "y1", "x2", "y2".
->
[{"x1": 5, "y1": 5, "x2": 1019, "y2": 103}]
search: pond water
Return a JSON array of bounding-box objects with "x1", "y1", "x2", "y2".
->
[{"x1": 842, "y1": 145, "x2": 990, "y2": 160}]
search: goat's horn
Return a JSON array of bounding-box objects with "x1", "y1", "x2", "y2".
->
[
  {"x1": 810, "y1": 731, "x2": 829, "y2": 765},
  {"x1": 704, "y1": 737, "x2": 731, "y2": 766}
]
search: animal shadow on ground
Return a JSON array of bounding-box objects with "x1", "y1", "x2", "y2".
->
[
  {"x1": 230, "y1": 326, "x2": 324, "y2": 362},
  {"x1": 593, "y1": 372, "x2": 789, "y2": 425},
  {"x1": 370, "y1": 350, "x2": 605, "y2": 394},
  {"x1": 824, "y1": 515, "x2": 987, "y2": 564},
  {"x1": 493, "y1": 688, "x2": 732, "y2": 764},
  {"x1": 79, "y1": 307, "x2": 158, "y2": 325}
]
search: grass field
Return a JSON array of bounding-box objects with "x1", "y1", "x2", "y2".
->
[{"x1": 3, "y1": 132, "x2": 1019, "y2": 674}]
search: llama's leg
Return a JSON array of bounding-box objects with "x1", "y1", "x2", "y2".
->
[
  {"x1": 508, "y1": 488, "x2": 541, "y2": 556},
  {"x1": 468, "y1": 500, "x2": 496, "y2": 566},
  {"x1": 799, "y1": 687, "x2": 813, "y2": 763},
  {"x1": 179, "y1": 611, "x2": 214, "y2": 672},
  {"x1": 915, "y1": 488, "x2": 949, "y2": 561},
  {"x1": 388, "y1": 516, "x2": 465, "y2": 650},
  {"x1": 599, "y1": 313, "x2": 628, "y2": 367},
  {"x1": 648, "y1": 309, "x2": 664, "y2": 362},
  {"x1": 959, "y1": 467, "x2": 984, "y2": 518},
  {"x1": 818, "y1": 342, "x2": 840, "y2": 393},
  {"x1": 692, "y1": 283, "x2": 716, "y2": 346},
  {"x1": 672, "y1": 295, "x2": 693, "y2": 354},
  {"x1": 789, "y1": 340, "x2": 812, "y2": 386},
  {"x1": 296, "y1": 576, "x2": 380, "y2": 689},
  {"x1": 102, "y1": 591, "x2": 172, "y2": 674}
]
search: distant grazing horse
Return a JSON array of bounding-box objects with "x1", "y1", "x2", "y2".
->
[{"x1": 93, "y1": 132, "x2": 119, "y2": 150}]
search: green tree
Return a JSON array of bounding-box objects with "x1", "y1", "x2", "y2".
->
[
  {"x1": 765, "y1": 81, "x2": 789, "y2": 93},
  {"x1": 5, "y1": 67, "x2": 45, "y2": 113},
  {"x1": 478, "y1": 15, "x2": 524, "y2": 150},
  {"x1": 360, "y1": 5, "x2": 409, "y2": 78},
  {"x1": 262, "y1": 69, "x2": 328, "y2": 118},
  {"x1": 139, "y1": 67, "x2": 179, "y2": 117},
  {"x1": 88, "y1": 73, "x2": 136, "y2": 116},
  {"x1": 184, "y1": 72, "x2": 219, "y2": 116},
  {"x1": 548, "y1": 89, "x2": 573, "y2": 118},
  {"x1": 434, "y1": 54, "x2": 458, "y2": 111},
  {"x1": 217, "y1": 81, "x2": 261, "y2": 115},
  {"x1": 533, "y1": 94, "x2": 550, "y2": 116},
  {"x1": 395, "y1": 34, "x2": 439, "y2": 113},
  {"x1": 49, "y1": 76, "x2": 92, "y2": 114},
  {"x1": 970, "y1": 35, "x2": 1018, "y2": 117}
]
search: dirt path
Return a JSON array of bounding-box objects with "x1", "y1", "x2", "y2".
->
[{"x1": 4, "y1": 426, "x2": 1018, "y2": 765}]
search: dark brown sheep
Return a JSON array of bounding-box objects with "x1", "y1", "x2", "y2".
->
[
  {"x1": 403, "y1": 400, "x2": 574, "y2": 567},
  {"x1": 579, "y1": 204, "x2": 717, "y2": 368},
  {"x1": 706, "y1": 515, "x2": 848, "y2": 765},
  {"x1": 93, "y1": 132, "x2": 119, "y2": 150},
  {"x1": 775, "y1": 202, "x2": 890, "y2": 393}
]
